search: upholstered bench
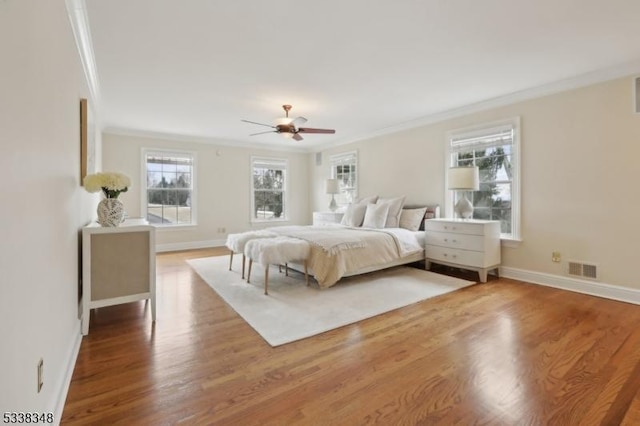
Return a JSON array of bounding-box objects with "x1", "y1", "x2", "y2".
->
[
  {"x1": 225, "y1": 230, "x2": 278, "y2": 279},
  {"x1": 244, "y1": 236, "x2": 311, "y2": 295}
]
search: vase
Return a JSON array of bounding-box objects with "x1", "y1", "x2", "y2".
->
[{"x1": 97, "y1": 198, "x2": 124, "y2": 227}]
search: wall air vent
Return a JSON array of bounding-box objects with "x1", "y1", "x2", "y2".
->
[{"x1": 567, "y1": 260, "x2": 598, "y2": 280}]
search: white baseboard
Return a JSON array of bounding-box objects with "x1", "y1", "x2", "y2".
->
[
  {"x1": 156, "y1": 239, "x2": 225, "y2": 253},
  {"x1": 500, "y1": 266, "x2": 640, "y2": 305},
  {"x1": 51, "y1": 320, "x2": 82, "y2": 426}
]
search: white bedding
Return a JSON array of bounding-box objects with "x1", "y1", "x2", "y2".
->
[{"x1": 268, "y1": 224, "x2": 424, "y2": 288}]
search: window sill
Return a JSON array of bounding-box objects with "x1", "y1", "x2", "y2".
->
[
  {"x1": 501, "y1": 238, "x2": 522, "y2": 248},
  {"x1": 251, "y1": 219, "x2": 289, "y2": 225},
  {"x1": 153, "y1": 223, "x2": 198, "y2": 231}
]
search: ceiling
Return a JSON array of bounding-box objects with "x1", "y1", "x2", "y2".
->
[{"x1": 84, "y1": 0, "x2": 640, "y2": 150}]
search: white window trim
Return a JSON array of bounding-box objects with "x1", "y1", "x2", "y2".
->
[
  {"x1": 250, "y1": 156, "x2": 289, "y2": 223},
  {"x1": 444, "y1": 117, "x2": 521, "y2": 243},
  {"x1": 141, "y1": 148, "x2": 197, "y2": 228},
  {"x1": 329, "y1": 150, "x2": 358, "y2": 206}
]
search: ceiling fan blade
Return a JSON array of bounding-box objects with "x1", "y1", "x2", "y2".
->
[
  {"x1": 292, "y1": 133, "x2": 304, "y2": 141},
  {"x1": 241, "y1": 119, "x2": 276, "y2": 129},
  {"x1": 249, "y1": 130, "x2": 277, "y2": 136},
  {"x1": 290, "y1": 116, "x2": 308, "y2": 127},
  {"x1": 298, "y1": 127, "x2": 336, "y2": 134}
]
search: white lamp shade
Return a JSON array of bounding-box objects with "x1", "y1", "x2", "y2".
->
[
  {"x1": 325, "y1": 178, "x2": 340, "y2": 194},
  {"x1": 448, "y1": 167, "x2": 480, "y2": 190}
]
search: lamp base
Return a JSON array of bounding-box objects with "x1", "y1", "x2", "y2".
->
[
  {"x1": 329, "y1": 195, "x2": 337, "y2": 212},
  {"x1": 454, "y1": 193, "x2": 474, "y2": 219}
]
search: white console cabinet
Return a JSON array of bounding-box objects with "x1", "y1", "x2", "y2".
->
[
  {"x1": 424, "y1": 218, "x2": 501, "y2": 283},
  {"x1": 81, "y1": 219, "x2": 156, "y2": 335}
]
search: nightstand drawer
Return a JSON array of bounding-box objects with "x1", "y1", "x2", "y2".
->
[
  {"x1": 425, "y1": 220, "x2": 486, "y2": 236},
  {"x1": 425, "y1": 231, "x2": 486, "y2": 251},
  {"x1": 425, "y1": 245, "x2": 485, "y2": 268}
]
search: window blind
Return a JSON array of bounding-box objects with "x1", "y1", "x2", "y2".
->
[
  {"x1": 450, "y1": 124, "x2": 514, "y2": 152},
  {"x1": 253, "y1": 158, "x2": 287, "y2": 170},
  {"x1": 330, "y1": 151, "x2": 356, "y2": 165}
]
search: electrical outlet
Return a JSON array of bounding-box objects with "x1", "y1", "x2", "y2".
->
[
  {"x1": 552, "y1": 251, "x2": 561, "y2": 263},
  {"x1": 221, "y1": 227, "x2": 226, "y2": 233},
  {"x1": 37, "y1": 358, "x2": 43, "y2": 393}
]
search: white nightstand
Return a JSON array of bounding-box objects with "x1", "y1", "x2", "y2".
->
[
  {"x1": 424, "y1": 218, "x2": 501, "y2": 283},
  {"x1": 313, "y1": 211, "x2": 344, "y2": 225}
]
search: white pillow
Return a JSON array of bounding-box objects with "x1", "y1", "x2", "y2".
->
[
  {"x1": 362, "y1": 203, "x2": 390, "y2": 229},
  {"x1": 399, "y1": 208, "x2": 427, "y2": 231},
  {"x1": 377, "y1": 196, "x2": 406, "y2": 228},
  {"x1": 340, "y1": 203, "x2": 367, "y2": 227},
  {"x1": 354, "y1": 195, "x2": 378, "y2": 205}
]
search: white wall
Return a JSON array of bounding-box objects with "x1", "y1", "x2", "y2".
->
[
  {"x1": 102, "y1": 133, "x2": 311, "y2": 250},
  {"x1": 0, "y1": 0, "x2": 96, "y2": 416},
  {"x1": 313, "y1": 76, "x2": 640, "y2": 290},
  {"x1": 310, "y1": 125, "x2": 447, "y2": 210}
]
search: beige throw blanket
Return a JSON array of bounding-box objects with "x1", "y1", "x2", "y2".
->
[
  {"x1": 269, "y1": 226, "x2": 366, "y2": 255},
  {"x1": 266, "y1": 225, "x2": 423, "y2": 288}
]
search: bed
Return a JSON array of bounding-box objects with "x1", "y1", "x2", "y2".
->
[{"x1": 265, "y1": 203, "x2": 439, "y2": 289}]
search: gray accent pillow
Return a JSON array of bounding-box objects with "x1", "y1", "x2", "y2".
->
[{"x1": 399, "y1": 207, "x2": 428, "y2": 231}]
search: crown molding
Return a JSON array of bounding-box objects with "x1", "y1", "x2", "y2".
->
[
  {"x1": 65, "y1": 0, "x2": 101, "y2": 109},
  {"x1": 104, "y1": 127, "x2": 311, "y2": 153},
  {"x1": 319, "y1": 58, "x2": 640, "y2": 150},
  {"x1": 109, "y1": 50, "x2": 639, "y2": 158},
  {"x1": 69, "y1": 1, "x2": 640, "y2": 155}
]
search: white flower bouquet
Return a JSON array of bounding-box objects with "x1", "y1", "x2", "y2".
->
[{"x1": 83, "y1": 172, "x2": 131, "y2": 199}]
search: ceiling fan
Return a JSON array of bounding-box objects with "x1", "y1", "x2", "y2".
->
[{"x1": 241, "y1": 105, "x2": 336, "y2": 141}]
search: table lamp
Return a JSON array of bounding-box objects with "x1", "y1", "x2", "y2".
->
[
  {"x1": 325, "y1": 179, "x2": 340, "y2": 212},
  {"x1": 448, "y1": 166, "x2": 479, "y2": 219}
]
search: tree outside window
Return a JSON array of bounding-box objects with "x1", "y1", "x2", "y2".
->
[
  {"x1": 144, "y1": 150, "x2": 195, "y2": 226},
  {"x1": 454, "y1": 145, "x2": 512, "y2": 233},
  {"x1": 448, "y1": 118, "x2": 520, "y2": 240},
  {"x1": 252, "y1": 158, "x2": 287, "y2": 221}
]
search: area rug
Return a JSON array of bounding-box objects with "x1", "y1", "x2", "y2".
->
[{"x1": 187, "y1": 256, "x2": 475, "y2": 346}]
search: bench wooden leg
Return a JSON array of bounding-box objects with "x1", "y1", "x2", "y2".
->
[
  {"x1": 264, "y1": 265, "x2": 269, "y2": 295},
  {"x1": 229, "y1": 249, "x2": 233, "y2": 271},
  {"x1": 247, "y1": 259, "x2": 253, "y2": 283},
  {"x1": 285, "y1": 263, "x2": 289, "y2": 276},
  {"x1": 242, "y1": 254, "x2": 246, "y2": 279}
]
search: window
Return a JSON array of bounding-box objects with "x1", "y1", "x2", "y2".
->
[
  {"x1": 446, "y1": 117, "x2": 521, "y2": 240},
  {"x1": 143, "y1": 150, "x2": 195, "y2": 226},
  {"x1": 330, "y1": 151, "x2": 358, "y2": 206},
  {"x1": 251, "y1": 157, "x2": 287, "y2": 222}
]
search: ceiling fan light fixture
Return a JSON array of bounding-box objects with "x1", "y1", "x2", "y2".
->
[
  {"x1": 275, "y1": 117, "x2": 292, "y2": 126},
  {"x1": 242, "y1": 104, "x2": 335, "y2": 142},
  {"x1": 275, "y1": 104, "x2": 293, "y2": 126}
]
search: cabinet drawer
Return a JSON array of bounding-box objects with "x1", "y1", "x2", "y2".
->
[
  {"x1": 424, "y1": 220, "x2": 485, "y2": 236},
  {"x1": 425, "y1": 231, "x2": 486, "y2": 252},
  {"x1": 425, "y1": 245, "x2": 485, "y2": 268}
]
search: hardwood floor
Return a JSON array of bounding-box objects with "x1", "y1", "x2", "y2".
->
[{"x1": 62, "y1": 248, "x2": 640, "y2": 425}]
